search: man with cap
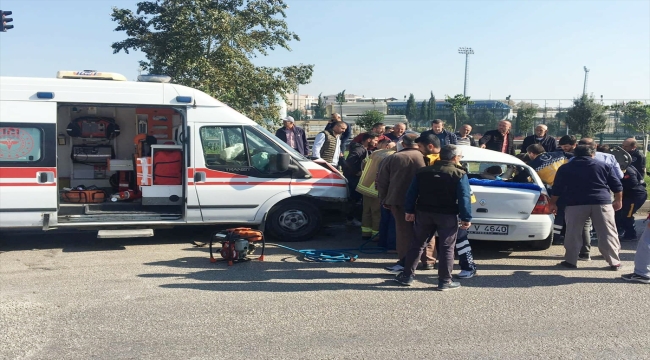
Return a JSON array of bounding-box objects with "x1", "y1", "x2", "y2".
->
[
  {"x1": 275, "y1": 116, "x2": 309, "y2": 156},
  {"x1": 521, "y1": 124, "x2": 558, "y2": 153}
]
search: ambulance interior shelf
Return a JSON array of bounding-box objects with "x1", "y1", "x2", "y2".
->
[{"x1": 66, "y1": 116, "x2": 120, "y2": 185}]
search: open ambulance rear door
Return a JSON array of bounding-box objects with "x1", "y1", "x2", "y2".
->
[{"x1": 0, "y1": 101, "x2": 58, "y2": 229}]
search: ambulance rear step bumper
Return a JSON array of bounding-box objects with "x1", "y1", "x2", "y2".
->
[{"x1": 97, "y1": 229, "x2": 154, "y2": 238}]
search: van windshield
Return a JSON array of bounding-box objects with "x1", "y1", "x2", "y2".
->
[{"x1": 253, "y1": 124, "x2": 307, "y2": 161}]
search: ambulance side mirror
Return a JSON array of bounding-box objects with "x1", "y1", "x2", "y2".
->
[{"x1": 276, "y1": 153, "x2": 290, "y2": 173}]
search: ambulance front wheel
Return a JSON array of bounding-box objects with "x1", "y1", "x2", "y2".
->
[{"x1": 266, "y1": 199, "x2": 321, "y2": 242}]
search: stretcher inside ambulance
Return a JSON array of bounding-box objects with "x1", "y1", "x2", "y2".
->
[{"x1": 0, "y1": 71, "x2": 348, "y2": 240}]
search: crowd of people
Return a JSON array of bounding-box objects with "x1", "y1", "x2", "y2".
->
[{"x1": 275, "y1": 114, "x2": 650, "y2": 288}]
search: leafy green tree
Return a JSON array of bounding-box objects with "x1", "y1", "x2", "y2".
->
[
  {"x1": 621, "y1": 101, "x2": 650, "y2": 134},
  {"x1": 110, "y1": 0, "x2": 313, "y2": 126},
  {"x1": 515, "y1": 105, "x2": 538, "y2": 136},
  {"x1": 566, "y1": 95, "x2": 607, "y2": 137},
  {"x1": 419, "y1": 101, "x2": 428, "y2": 127},
  {"x1": 427, "y1": 92, "x2": 436, "y2": 121},
  {"x1": 335, "y1": 90, "x2": 347, "y2": 115},
  {"x1": 445, "y1": 94, "x2": 473, "y2": 131},
  {"x1": 356, "y1": 110, "x2": 385, "y2": 132},
  {"x1": 405, "y1": 93, "x2": 418, "y2": 123},
  {"x1": 314, "y1": 92, "x2": 326, "y2": 119}
]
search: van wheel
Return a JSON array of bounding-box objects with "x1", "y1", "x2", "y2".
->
[
  {"x1": 529, "y1": 231, "x2": 553, "y2": 251},
  {"x1": 266, "y1": 199, "x2": 321, "y2": 242}
]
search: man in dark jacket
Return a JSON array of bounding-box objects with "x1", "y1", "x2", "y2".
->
[
  {"x1": 616, "y1": 164, "x2": 647, "y2": 241},
  {"x1": 521, "y1": 124, "x2": 558, "y2": 153},
  {"x1": 394, "y1": 144, "x2": 472, "y2": 291},
  {"x1": 622, "y1": 137, "x2": 646, "y2": 179},
  {"x1": 550, "y1": 145, "x2": 623, "y2": 269},
  {"x1": 275, "y1": 116, "x2": 309, "y2": 155},
  {"x1": 479, "y1": 120, "x2": 515, "y2": 155},
  {"x1": 420, "y1": 119, "x2": 457, "y2": 146},
  {"x1": 343, "y1": 133, "x2": 379, "y2": 227},
  {"x1": 324, "y1": 113, "x2": 351, "y2": 155},
  {"x1": 377, "y1": 134, "x2": 426, "y2": 272}
]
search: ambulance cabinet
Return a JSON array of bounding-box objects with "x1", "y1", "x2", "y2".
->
[{"x1": 141, "y1": 145, "x2": 183, "y2": 206}]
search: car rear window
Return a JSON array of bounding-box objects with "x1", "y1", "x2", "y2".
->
[{"x1": 462, "y1": 161, "x2": 534, "y2": 183}]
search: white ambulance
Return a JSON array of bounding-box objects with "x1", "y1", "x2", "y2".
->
[{"x1": 0, "y1": 71, "x2": 348, "y2": 240}]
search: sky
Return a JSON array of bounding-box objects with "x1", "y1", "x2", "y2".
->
[{"x1": 0, "y1": 0, "x2": 649, "y2": 103}]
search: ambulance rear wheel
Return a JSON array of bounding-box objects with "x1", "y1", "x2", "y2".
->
[{"x1": 267, "y1": 200, "x2": 321, "y2": 242}]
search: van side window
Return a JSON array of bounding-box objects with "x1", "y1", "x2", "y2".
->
[
  {"x1": 0, "y1": 127, "x2": 43, "y2": 163},
  {"x1": 244, "y1": 127, "x2": 283, "y2": 173},
  {"x1": 199, "y1": 126, "x2": 249, "y2": 167}
]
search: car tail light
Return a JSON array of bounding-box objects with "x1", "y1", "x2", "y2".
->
[{"x1": 531, "y1": 194, "x2": 552, "y2": 214}]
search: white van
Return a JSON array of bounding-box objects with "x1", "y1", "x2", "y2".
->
[{"x1": 0, "y1": 72, "x2": 348, "y2": 240}]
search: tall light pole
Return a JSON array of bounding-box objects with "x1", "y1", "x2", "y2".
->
[
  {"x1": 582, "y1": 66, "x2": 590, "y2": 96},
  {"x1": 458, "y1": 47, "x2": 474, "y2": 97}
]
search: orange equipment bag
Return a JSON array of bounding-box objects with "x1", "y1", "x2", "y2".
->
[
  {"x1": 61, "y1": 189, "x2": 106, "y2": 203},
  {"x1": 226, "y1": 227, "x2": 265, "y2": 242},
  {"x1": 152, "y1": 149, "x2": 182, "y2": 185}
]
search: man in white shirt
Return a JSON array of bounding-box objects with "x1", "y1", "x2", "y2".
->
[
  {"x1": 312, "y1": 121, "x2": 348, "y2": 167},
  {"x1": 578, "y1": 138, "x2": 624, "y2": 179}
]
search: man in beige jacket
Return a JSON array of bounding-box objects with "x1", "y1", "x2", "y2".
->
[{"x1": 377, "y1": 133, "x2": 435, "y2": 273}]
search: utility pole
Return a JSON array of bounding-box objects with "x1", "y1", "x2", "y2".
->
[
  {"x1": 458, "y1": 47, "x2": 474, "y2": 97},
  {"x1": 582, "y1": 66, "x2": 590, "y2": 96}
]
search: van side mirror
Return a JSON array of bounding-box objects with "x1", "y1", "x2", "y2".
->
[{"x1": 276, "y1": 153, "x2": 290, "y2": 173}]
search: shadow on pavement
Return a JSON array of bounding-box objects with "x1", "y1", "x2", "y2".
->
[{"x1": 459, "y1": 270, "x2": 623, "y2": 288}]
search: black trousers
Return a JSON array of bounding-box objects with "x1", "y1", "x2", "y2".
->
[{"x1": 403, "y1": 211, "x2": 459, "y2": 284}]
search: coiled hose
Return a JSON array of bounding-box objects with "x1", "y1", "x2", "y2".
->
[{"x1": 268, "y1": 233, "x2": 386, "y2": 263}]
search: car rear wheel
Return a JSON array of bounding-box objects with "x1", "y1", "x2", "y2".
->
[
  {"x1": 266, "y1": 199, "x2": 321, "y2": 242},
  {"x1": 529, "y1": 230, "x2": 553, "y2": 250}
]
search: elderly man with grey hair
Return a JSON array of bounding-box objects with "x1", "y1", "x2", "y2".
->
[
  {"x1": 386, "y1": 122, "x2": 407, "y2": 143},
  {"x1": 521, "y1": 124, "x2": 558, "y2": 153},
  {"x1": 394, "y1": 144, "x2": 472, "y2": 291}
]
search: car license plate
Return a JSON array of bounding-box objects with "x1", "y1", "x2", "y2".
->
[{"x1": 468, "y1": 224, "x2": 509, "y2": 235}]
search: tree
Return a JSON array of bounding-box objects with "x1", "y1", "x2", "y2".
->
[
  {"x1": 621, "y1": 101, "x2": 650, "y2": 134},
  {"x1": 287, "y1": 109, "x2": 302, "y2": 121},
  {"x1": 445, "y1": 94, "x2": 473, "y2": 131},
  {"x1": 566, "y1": 95, "x2": 607, "y2": 137},
  {"x1": 314, "y1": 92, "x2": 326, "y2": 119},
  {"x1": 110, "y1": 0, "x2": 313, "y2": 126},
  {"x1": 418, "y1": 101, "x2": 428, "y2": 127},
  {"x1": 335, "y1": 90, "x2": 347, "y2": 115},
  {"x1": 405, "y1": 93, "x2": 418, "y2": 123},
  {"x1": 355, "y1": 110, "x2": 385, "y2": 132},
  {"x1": 371, "y1": 97, "x2": 378, "y2": 109},
  {"x1": 427, "y1": 91, "x2": 436, "y2": 122},
  {"x1": 515, "y1": 105, "x2": 538, "y2": 136},
  {"x1": 555, "y1": 111, "x2": 568, "y2": 136}
]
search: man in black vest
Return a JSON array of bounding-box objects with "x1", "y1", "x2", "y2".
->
[{"x1": 394, "y1": 144, "x2": 472, "y2": 291}]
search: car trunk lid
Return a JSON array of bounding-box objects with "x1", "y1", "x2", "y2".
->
[{"x1": 471, "y1": 186, "x2": 541, "y2": 220}]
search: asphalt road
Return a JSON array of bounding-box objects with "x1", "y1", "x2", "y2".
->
[{"x1": 1, "y1": 220, "x2": 649, "y2": 360}]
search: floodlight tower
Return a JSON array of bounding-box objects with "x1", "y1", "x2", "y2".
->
[
  {"x1": 582, "y1": 66, "x2": 590, "y2": 96},
  {"x1": 458, "y1": 47, "x2": 474, "y2": 97}
]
